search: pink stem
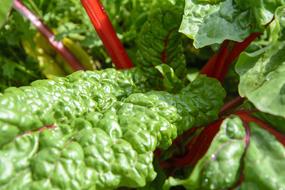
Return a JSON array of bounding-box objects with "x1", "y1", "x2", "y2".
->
[
  {"x1": 81, "y1": 0, "x2": 133, "y2": 69},
  {"x1": 13, "y1": 0, "x2": 84, "y2": 71}
]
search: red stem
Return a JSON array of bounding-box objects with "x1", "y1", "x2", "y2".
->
[
  {"x1": 235, "y1": 111, "x2": 285, "y2": 146},
  {"x1": 201, "y1": 41, "x2": 229, "y2": 79},
  {"x1": 81, "y1": 0, "x2": 133, "y2": 69},
  {"x1": 201, "y1": 33, "x2": 261, "y2": 82},
  {"x1": 161, "y1": 120, "x2": 223, "y2": 169},
  {"x1": 158, "y1": 127, "x2": 200, "y2": 169},
  {"x1": 213, "y1": 40, "x2": 230, "y2": 81},
  {"x1": 172, "y1": 127, "x2": 199, "y2": 148},
  {"x1": 225, "y1": 32, "x2": 261, "y2": 66},
  {"x1": 13, "y1": 0, "x2": 84, "y2": 71},
  {"x1": 161, "y1": 39, "x2": 168, "y2": 63},
  {"x1": 161, "y1": 109, "x2": 284, "y2": 169},
  {"x1": 200, "y1": 53, "x2": 218, "y2": 76},
  {"x1": 219, "y1": 96, "x2": 245, "y2": 116},
  {"x1": 175, "y1": 120, "x2": 223, "y2": 167}
]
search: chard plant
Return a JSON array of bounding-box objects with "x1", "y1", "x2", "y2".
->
[{"x1": 0, "y1": 0, "x2": 285, "y2": 190}]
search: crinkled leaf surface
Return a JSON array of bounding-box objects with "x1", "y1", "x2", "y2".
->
[
  {"x1": 127, "y1": 75, "x2": 226, "y2": 135},
  {"x1": 0, "y1": 69, "x2": 225, "y2": 190},
  {"x1": 0, "y1": 68, "x2": 148, "y2": 147}
]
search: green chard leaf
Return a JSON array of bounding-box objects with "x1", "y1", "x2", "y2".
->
[
  {"x1": 236, "y1": 41, "x2": 285, "y2": 118},
  {"x1": 164, "y1": 116, "x2": 247, "y2": 190},
  {"x1": 0, "y1": 69, "x2": 225, "y2": 190},
  {"x1": 155, "y1": 64, "x2": 184, "y2": 92},
  {"x1": 240, "y1": 123, "x2": 285, "y2": 190},
  {"x1": 0, "y1": 68, "x2": 148, "y2": 147},
  {"x1": 127, "y1": 75, "x2": 226, "y2": 135},
  {"x1": 136, "y1": 0, "x2": 187, "y2": 79},
  {"x1": 163, "y1": 114, "x2": 285, "y2": 190},
  {"x1": 180, "y1": 0, "x2": 285, "y2": 48}
]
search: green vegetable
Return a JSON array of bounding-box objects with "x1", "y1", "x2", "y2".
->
[
  {"x1": 1, "y1": 0, "x2": 285, "y2": 189},
  {"x1": 136, "y1": 0, "x2": 187, "y2": 78},
  {"x1": 180, "y1": 0, "x2": 284, "y2": 48},
  {"x1": 240, "y1": 123, "x2": 285, "y2": 190},
  {"x1": 164, "y1": 116, "x2": 247, "y2": 190},
  {"x1": 164, "y1": 115, "x2": 285, "y2": 190},
  {"x1": 0, "y1": 68, "x2": 148, "y2": 147},
  {"x1": 236, "y1": 41, "x2": 285, "y2": 118},
  {"x1": 0, "y1": 68, "x2": 225, "y2": 189}
]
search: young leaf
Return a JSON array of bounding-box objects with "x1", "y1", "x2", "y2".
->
[
  {"x1": 155, "y1": 64, "x2": 184, "y2": 92},
  {"x1": 136, "y1": 0, "x2": 187, "y2": 78}
]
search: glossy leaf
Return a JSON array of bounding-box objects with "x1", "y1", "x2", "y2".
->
[
  {"x1": 240, "y1": 123, "x2": 285, "y2": 189},
  {"x1": 0, "y1": 69, "x2": 225, "y2": 189},
  {"x1": 164, "y1": 116, "x2": 247, "y2": 190}
]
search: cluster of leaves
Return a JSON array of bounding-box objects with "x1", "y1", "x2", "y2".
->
[
  {"x1": 20, "y1": 0, "x2": 158, "y2": 67},
  {"x1": 154, "y1": 1, "x2": 285, "y2": 189},
  {"x1": 0, "y1": 2, "x2": 42, "y2": 91},
  {"x1": 1, "y1": 0, "x2": 285, "y2": 190},
  {"x1": 0, "y1": 0, "x2": 151, "y2": 91},
  {"x1": 0, "y1": 0, "x2": 211, "y2": 92}
]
